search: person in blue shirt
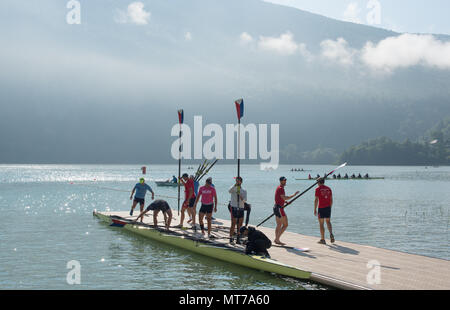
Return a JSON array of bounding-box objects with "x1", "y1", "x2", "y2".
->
[{"x1": 130, "y1": 178, "x2": 154, "y2": 217}]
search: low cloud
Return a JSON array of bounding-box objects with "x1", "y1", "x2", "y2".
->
[
  {"x1": 115, "y1": 2, "x2": 150, "y2": 25},
  {"x1": 320, "y1": 38, "x2": 356, "y2": 65},
  {"x1": 240, "y1": 32, "x2": 253, "y2": 44},
  {"x1": 258, "y1": 32, "x2": 300, "y2": 55},
  {"x1": 361, "y1": 34, "x2": 450, "y2": 71}
]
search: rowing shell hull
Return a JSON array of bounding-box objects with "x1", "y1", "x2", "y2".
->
[
  {"x1": 94, "y1": 211, "x2": 311, "y2": 280},
  {"x1": 296, "y1": 178, "x2": 384, "y2": 181},
  {"x1": 155, "y1": 181, "x2": 178, "y2": 187}
]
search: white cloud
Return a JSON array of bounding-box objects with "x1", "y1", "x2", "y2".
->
[
  {"x1": 257, "y1": 32, "x2": 300, "y2": 55},
  {"x1": 240, "y1": 32, "x2": 253, "y2": 44},
  {"x1": 320, "y1": 38, "x2": 356, "y2": 65},
  {"x1": 361, "y1": 34, "x2": 450, "y2": 71},
  {"x1": 115, "y1": 2, "x2": 150, "y2": 25},
  {"x1": 185, "y1": 32, "x2": 192, "y2": 41},
  {"x1": 343, "y1": 2, "x2": 362, "y2": 24}
]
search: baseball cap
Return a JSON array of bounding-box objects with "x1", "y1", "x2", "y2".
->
[{"x1": 279, "y1": 176, "x2": 287, "y2": 181}]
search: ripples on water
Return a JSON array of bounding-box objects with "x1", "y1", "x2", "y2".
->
[{"x1": 0, "y1": 164, "x2": 448, "y2": 289}]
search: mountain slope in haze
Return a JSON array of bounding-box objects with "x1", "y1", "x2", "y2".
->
[{"x1": 0, "y1": 0, "x2": 449, "y2": 164}]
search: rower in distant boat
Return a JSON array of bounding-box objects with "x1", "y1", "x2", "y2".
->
[
  {"x1": 344, "y1": 173, "x2": 349, "y2": 179},
  {"x1": 332, "y1": 174, "x2": 337, "y2": 179},
  {"x1": 351, "y1": 174, "x2": 356, "y2": 179},
  {"x1": 171, "y1": 175, "x2": 177, "y2": 183},
  {"x1": 316, "y1": 174, "x2": 321, "y2": 179},
  {"x1": 129, "y1": 178, "x2": 154, "y2": 217},
  {"x1": 308, "y1": 174, "x2": 312, "y2": 180},
  {"x1": 357, "y1": 173, "x2": 362, "y2": 179},
  {"x1": 364, "y1": 173, "x2": 369, "y2": 179},
  {"x1": 134, "y1": 199, "x2": 172, "y2": 230},
  {"x1": 239, "y1": 226, "x2": 272, "y2": 258}
]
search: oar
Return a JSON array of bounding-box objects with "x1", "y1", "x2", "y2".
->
[
  {"x1": 197, "y1": 159, "x2": 219, "y2": 182},
  {"x1": 195, "y1": 159, "x2": 208, "y2": 180},
  {"x1": 256, "y1": 162, "x2": 347, "y2": 227},
  {"x1": 177, "y1": 109, "x2": 184, "y2": 216},
  {"x1": 235, "y1": 99, "x2": 244, "y2": 238}
]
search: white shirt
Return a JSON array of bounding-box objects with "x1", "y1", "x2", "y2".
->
[{"x1": 229, "y1": 185, "x2": 247, "y2": 209}]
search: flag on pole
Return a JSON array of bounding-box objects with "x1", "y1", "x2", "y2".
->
[
  {"x1": 235, "y1": 99, "x2": 244, "y2": 120},
  {"x1": 178, "y1": 109, "x2": 184, "y2": 124}
]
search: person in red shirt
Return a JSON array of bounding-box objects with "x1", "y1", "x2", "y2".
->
[
  {"x1": 314, "y1": 178, "x2": 335, "y2": 244},
  {"x1": 273, "y1": 177, "x2": 299, "y2": 245},
  {"x1": 177, "y1": 173, "x2": 197, "y2": 230}
]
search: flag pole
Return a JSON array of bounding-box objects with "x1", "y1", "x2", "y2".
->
[{"x1": 177, "y1": 109, "x2": 184, "y2": 216}]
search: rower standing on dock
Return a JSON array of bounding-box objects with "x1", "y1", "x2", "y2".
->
[
  {"x1": 314, "y1": 178, "x2": 335, "y2": 244},
  {"x1": 228, "y1": 176, "x2": 247, "y2": 244},
  {"x1": 129, "y1": 178, "x2": 154, "y2": 217},
  {"x1": 134, "y1": 199, "x2": 173, "y2": 230},
  {"x1": 274, "y1": 177, "x2": 299, "y2": 246},
  {"x1": 177, "y1": 173, "x2": 197, "y2": 230},
  {"x1": 194, "y1": 177, "x2": 217, "y2": 238}
]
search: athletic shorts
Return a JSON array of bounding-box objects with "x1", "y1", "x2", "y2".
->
[
  {"x1": 146, "y1": 201, "x2": 170, "y2": 213},
  {"x1": 199, "y1": 203, "x2": 214, "y2": 214},
  {"x1": 183, "y1": 197, "x2": 196, "y2": 208},
  {"x1": 231, "y1": 207, "x2": 244, "y2": 219},
  {"x1": 134, "y1": 198, "x2": 145, "y2": 205},
  {"x1": 318, "y1": 206, "x2": 331, "y2": 219},
  {"x1": 273, "y1": 204, "x2": 286, "y2": 218}
]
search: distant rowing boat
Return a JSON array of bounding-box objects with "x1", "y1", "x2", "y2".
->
[
  {"x1": 296, "y1": 177, "x2": 385, "y2": 181},
  {"x1": 155, "y1": 180, "x2": 179, "y2": 187}
]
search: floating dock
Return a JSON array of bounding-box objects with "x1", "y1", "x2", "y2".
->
[{"x1": 94, "y1": 210, "x2": 450, "y2": 290}]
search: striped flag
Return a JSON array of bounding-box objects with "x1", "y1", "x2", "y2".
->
[
  {"x1": 178, "y1": 109, "x2": 184, "y2": 124},
  {"x1": 235, "y1": 99, "x2": 244, "y2": 120}
]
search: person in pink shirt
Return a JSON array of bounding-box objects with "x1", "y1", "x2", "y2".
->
[{"x1": 194, "y1": 177, "x2": 218, "y2": 238}]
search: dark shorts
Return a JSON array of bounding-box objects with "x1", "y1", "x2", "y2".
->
[
  {"x1": 273, "y1": 204, "x2": 286, "y2": 218},
  {"x1": 182, "y1": 197, "x2": 196, "y2": 208},
  {"x1": 231, "y1": 207, "x2": 244, "y2": 219},
  {"x1": 318, "y1": 206, "x2": 331, "y2": 219},
  {"x1": 146, "y1": 200, "x2": 170, "y2": 213},
  {"x1": 199, "y1": 203, "x2": 214, "y2": 214},
  {"x1": 134, "y1": 198, "x2": 145, "y2": 205}
]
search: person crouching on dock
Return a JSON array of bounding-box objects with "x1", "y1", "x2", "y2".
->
[{"x1": 134, "y1": 200, "x2": 173, "y2": 230}]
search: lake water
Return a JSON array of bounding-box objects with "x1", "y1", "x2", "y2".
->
[{"x1": 0, "y1": 164, "x2": 448, "y2": 290}]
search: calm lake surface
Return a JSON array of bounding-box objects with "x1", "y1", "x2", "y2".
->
[{"x1": 0, "y1": 164, "x2": 448, "y2": 289}]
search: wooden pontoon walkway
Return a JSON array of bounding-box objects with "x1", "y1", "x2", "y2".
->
[{"x1": 96, "y1": 211, "x2": 450, "y2": 290}]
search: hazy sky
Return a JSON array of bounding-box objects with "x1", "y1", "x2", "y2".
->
[
  {"x1": 0, "y1": 0, "x2": 449, "y2": 163},
  {"x1": 265, "y1": 0, "x2": 450, "y2": 35}
]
